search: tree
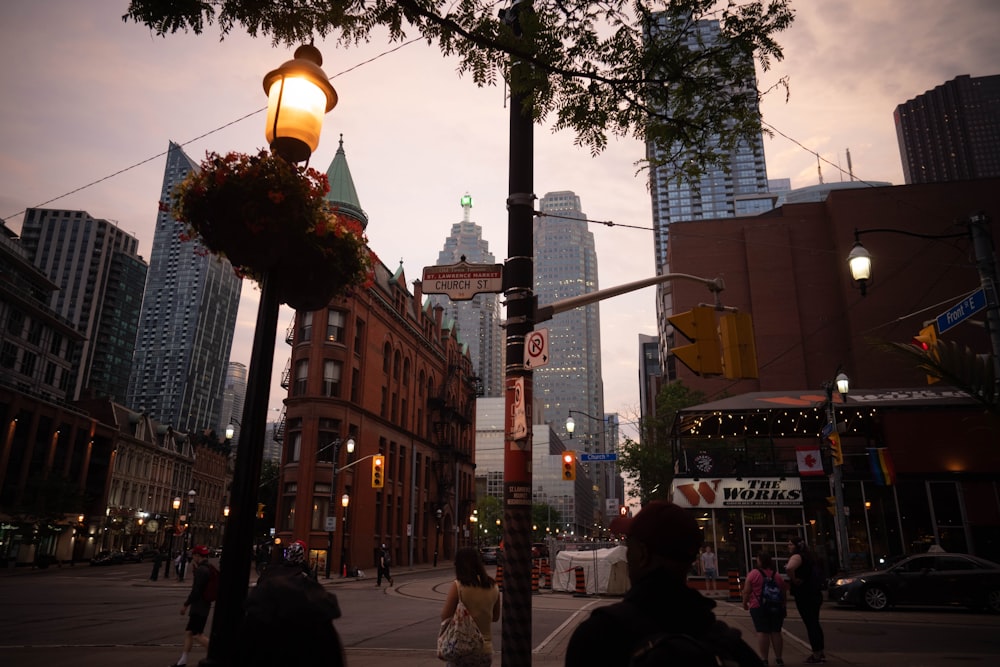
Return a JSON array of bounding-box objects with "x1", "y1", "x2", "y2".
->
[
  {"x1": 476, "y1": 494, "x2": 503, "y2": 544},
  {"x1": 884, "y1": 340, "x2": 999, "y2": 416},
  {"x1": 531, "y1": 501, "x2": 559, "y2": 538},
  {"x1": 123, "y1": 0, "x2": 793, "y2": 175},
  {"x1": 617, "y1": 380, "x2": 705, "y2": 505}
]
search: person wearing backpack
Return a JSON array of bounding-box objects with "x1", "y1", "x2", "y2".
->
[
  {"x1": 742, "y1": 551, "x2": 787, "y2": 666},
  {"x1": 785, "y1": 537, "x2": 826, "y2": 663},
  {"x1": 169, "y1": 545, "x2": 214, "y2": 667},
  {"x1": 566, "y1": 500, "x2": 763, "y2": 667}
]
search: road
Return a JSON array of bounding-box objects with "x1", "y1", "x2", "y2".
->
[{"x1": 1, "y1": 562, "x2": 998, "y2": 666}]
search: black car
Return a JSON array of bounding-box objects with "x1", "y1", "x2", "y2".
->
[
  {"x1": 828, "y1": 552, "x2": 1000, "y2": 612},
  {"x1": 90, "y1": 550, "x2": 128, "y2": 566}
]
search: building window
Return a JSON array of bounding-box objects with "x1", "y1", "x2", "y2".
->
[
  {"x1": 326, "y1": 310, "x2": 345, "y2": 342},
  {"x1": 323, "y1": 360, "x2": 342, "y2": 397},
  {"x1": 354, "y1": 319, "x2": 365, "y2": 355},
  {"x1": 283, "y1": 498, "x2": 296, "y2": 531},
  {"x1": 294, "y1": 359, "x2": 309, "y2": 396},
  {"x1": 288, "y1": 432, "x2": 302, "y2": 463},
  {"x1": 0, "y1": 341, "x2": 16, "y2": 369},
  {"x1": 300, "y1": 312, "x2": 313, "y2": 343}
]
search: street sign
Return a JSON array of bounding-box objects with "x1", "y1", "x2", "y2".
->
[
  {"x1": 421, "y1": 260, "x2": 503, "y2": 300},
  {"x1": 936, "y1": 288, "x2": 986, "y2": 334},
  {"x1": 523, "y1": 328, "x2": 549, "y2": 369},
  {"x1": 579, "y1": 452, "x2": 618, "y2": 462},
  {"x1": 325, "y1": 516, "x2": 336, "y2": 532}
]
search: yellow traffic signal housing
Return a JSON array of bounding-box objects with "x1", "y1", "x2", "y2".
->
[
  {"x1": 667, "y1": 305, "x2": 723, "y2": 376},
  {"x1": 372, "y1": 454, "x2": 384, "y2": 488},
  {"x1": 826, "y1": 496, "x2": 837, "y2": 516},
  {"x1": 912, "y1": 323, "x2": 940, "y2": 384},
  {"x1": 720, "y1": 311, "x2": 759, "y2": 379},
  {"x1": 827, "y1": 431, "x2": 843, "y2": 466},
  {"x1": 561, "y1": 452, "x2": 576, "y2": 481}
]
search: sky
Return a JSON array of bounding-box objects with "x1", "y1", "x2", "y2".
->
[{"x1": 2, "y1": 1, "x2": 998, "y2": 440}]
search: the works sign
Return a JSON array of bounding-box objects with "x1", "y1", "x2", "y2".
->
[{"x1": 671, "y1": 477, "x2": 802, "y2": 509}]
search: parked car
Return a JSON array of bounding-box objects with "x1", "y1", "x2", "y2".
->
[
  {"x1": 480, "y1": 546, "x2": 500, "y2": 565},
  {"x1": 90, "y1": 550, "x2": 128, "y2": 566},
  {"x1": 828, "y1": 552, "x2": 1000, "y2": 612}
]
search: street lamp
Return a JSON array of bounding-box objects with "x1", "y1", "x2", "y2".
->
[
  {"x1": 325, "y1": 436, "x2": 355, "y2": 579},
  {"x1": 846, "y1": 216, "x2": 1000, "y2": 382},
  {"x1": 171, "y1": 496, "x2": 181, "y2": 555},
  {"x1": 340, "y1": 493, "x2": 350, "y2": 576},
  {"x1": 825, "y1": 371, "x2": 851, "y2": 572},
  {"x1": 203, "y1": 44, "x2": 338, "y2": 667}
]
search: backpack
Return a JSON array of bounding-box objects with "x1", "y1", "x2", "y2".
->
[
  {"x1": 757, "y1": 569, "x2": 782, "y2": 611},
  {"x1": 382, "y1": 550, "x2": 391, "y2": 567},
  {"x1": 203, "y1": 563, "x2": 220, "y2": 602}
]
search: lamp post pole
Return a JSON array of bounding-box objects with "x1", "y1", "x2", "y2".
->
[
  {"x1": 171, "y1": 496, "x2": 181, "y2": 557},
  {"x1": 201, "y1": 45, "x2": 337, "y2": 667},
  {"x1": 340, "y1": 493, "x2": 350, "y2": 576},
  {"x1": 825, "y1": 373, "x2": 851, "y2": 572},
  {"x1": 325, "y1": 437, "x2": 355, "y2": 579}
]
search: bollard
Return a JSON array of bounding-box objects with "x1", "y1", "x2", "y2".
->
[
  {"x1": 495, "y1": 562, "x2": 504, "y2": 592},
  {"x1": 531, "y1": 565, "x2": 540, "y2": 594},
  {"x1": 728, "y1": 569, "x2": 741, "y2": 602},
  {"x1": 573, "y1": 566, "x2": 587, "y2": 597}
]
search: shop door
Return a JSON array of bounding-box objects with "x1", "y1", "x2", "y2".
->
[{"x1": 743, "y1": 508, "x2": 804, "y2": 573}]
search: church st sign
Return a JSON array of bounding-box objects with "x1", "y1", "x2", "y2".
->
[
  {"x1": 670, "y1": 477, "x2": 803, "y2": 509},
  {"x1": 421, "y1": 260, "x2": 503, "y2": 301}
]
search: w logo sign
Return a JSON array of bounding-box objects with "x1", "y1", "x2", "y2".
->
[{"x1": 672, "y1": 480, "x2": 722, "y2": 507}]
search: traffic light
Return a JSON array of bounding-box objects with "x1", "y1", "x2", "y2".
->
[
  {"x1": 561, "y1": 452, "x2": 576, "y2": 481},
  {"x1": 826, "y1": 496, "x2": 837, "y2": 516},
  {"x1": 257, "y1": 503, "x2": 265, "y2": 519},
  {"x1": 372, "y1": 454, "x2": 384, "y2": 488},
  {"x1": 719, "y1": 311, "x2": 759, "y2": 379},
  {"x1": 667, "y1": 306, "x2": 723, "y2": 376},
  {"x1": 827, "y1": 431, "x2": 843, "y2": 466},
  {"x1": 911, "y1": 323, "x2": 940, "y2": 384}
]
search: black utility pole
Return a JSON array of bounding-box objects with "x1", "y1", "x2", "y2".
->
[{"x1": 501, "y1": 2, "x2": 535, "y2": 665}]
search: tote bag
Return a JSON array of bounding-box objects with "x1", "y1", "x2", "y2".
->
[{"x1": 437, "y1": 596, "x2": 484, "y2": 662}]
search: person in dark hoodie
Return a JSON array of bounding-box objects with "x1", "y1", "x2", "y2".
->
[
  {"x1": 565, "y1": 500, "x2": 762, "y2": 667},
  {"x1": 237, "y1": 539, "x2": 345, "y2": 667}
]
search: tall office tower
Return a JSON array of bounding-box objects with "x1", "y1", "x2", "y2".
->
[
  {"x1": 534, "y1": 191, "x2": 606, "y2": 468},
  {"x1": 19, "y1": 208, "x2": 147, "y2": 402},
  {"x1": 645, "y1": 16, "x2": 771, "y2": 378},
  {"x1": 428, "y1": 195, "x2": 503, "y2": 397},
  {"x1": 895, "y1": 74, "x2": 1000, "y2": 184},
  {"x1": 219, "y1": 361, "x2": 247, "y2": 444},
  {"x1": 127, "y1": 142, "x2": 241, "y2": 432}
]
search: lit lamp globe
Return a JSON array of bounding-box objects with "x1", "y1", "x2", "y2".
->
[{"x1": 263, "y1": 44, "x2": 338, "y2": 163}]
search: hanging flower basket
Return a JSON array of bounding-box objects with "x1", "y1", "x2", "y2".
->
[{"x1": 168, "y1": 149, "x2": 373, "y2": 309}]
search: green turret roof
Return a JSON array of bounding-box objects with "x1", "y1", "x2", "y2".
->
[{"x1": 324, "y1": 135, "x2": 369, "y2": 230}]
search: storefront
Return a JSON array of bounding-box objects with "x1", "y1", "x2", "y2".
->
[{"x1": 671, "y1": 389, "x2": 1000, "y2": 575}]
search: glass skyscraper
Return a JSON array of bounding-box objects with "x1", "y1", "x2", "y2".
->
[
  {"x1": 20, "y1": 208, "x2": 146, "y2": 402},
  {"x1": 428, "y1": 195, "x2": 503, "y2": 398},
  {"x1": 127, "y1": 142, "x2": 241, "y2": 433},
  {"x1": 645, "y1": 16, "x2": 772, "y2": 378}
]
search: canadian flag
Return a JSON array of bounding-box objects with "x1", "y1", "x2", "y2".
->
[{"x1": 796, "y1": 445, "x2": 824, "y2": 476}]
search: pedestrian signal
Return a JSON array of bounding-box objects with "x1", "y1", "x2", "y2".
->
[
  {"x1": 561, "y1": 452, "x2": 576, "y2": 481},
  {"x1": 372, "y1": 454, "x2": 384, "y2": 488}
]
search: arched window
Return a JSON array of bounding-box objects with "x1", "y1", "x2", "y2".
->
[{"x1": 383, "y1": 342, "x2": 392, "y2": 373}]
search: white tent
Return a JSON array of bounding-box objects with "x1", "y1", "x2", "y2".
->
[{"x1": 552, "y1": 545, "x2": 630, "y2": 595}]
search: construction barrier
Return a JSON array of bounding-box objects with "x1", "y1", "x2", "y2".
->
[
  {"x1": 573, "y1": 566, "x2": 587, "y2": 597},
  {"x1": 531, "y1": 565, "x2": 540, "y2": 594},
  {"x1": 540, "y1": 558, "x2": 551, "y2": 589},
  {"x1": 495, "y1": 562, "x2": 504, "y2": 592},
  {"x1": 728, "y1": 569, "x2": 741, "y2": 602}
]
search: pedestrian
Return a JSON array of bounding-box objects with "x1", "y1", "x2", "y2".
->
[
  {"x1": 785, "y1": 536, "x2": 826, "y2": 663},
  {"x1": 237, "y1": 539, "x2": 346, "y2": 667},
  {"x1": 150, "y1": 548, "x2": 163, "y2": 581},
  {"x1": 376, "y1": 543, "x2": 393, "y2": 587},
  {"x1": 439, "y1": 546, "x2": 500, "y2": 667},
  {"x1": 742, "y1": 551, "x2": 787, "y2": 666},
  {"x1": 174, "y1": 550, "x2": 186, "y2": 581},
  {"x1": 566, "y1": 500, "x2": 762, "y2": 667},
  {"x1": 168, "y1": 545, "x2": 216, "y2": 667},
  {"x1": 282, "y1": 539, "x2": 315, "y2": 580},
  {"x1": 700, "y1": 544, "x2": 718, "y2": 590}
]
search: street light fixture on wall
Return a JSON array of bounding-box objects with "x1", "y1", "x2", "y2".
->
[
  {"x1": 846, "y1": 215, "x2": 1000, "y2": 383},
  {"x1": 202, "y1": 45, "x2": 338, "y2": 667}
]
